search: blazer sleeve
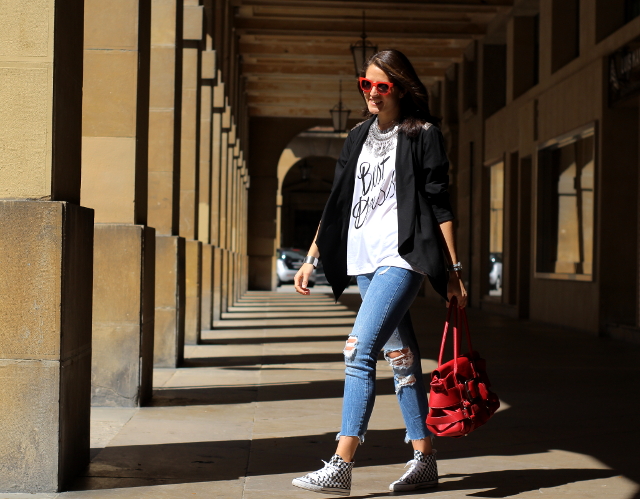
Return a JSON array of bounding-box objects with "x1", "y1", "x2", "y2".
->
[{"x1": 421, "y1": 125, "x2": 454, "y2": 223}]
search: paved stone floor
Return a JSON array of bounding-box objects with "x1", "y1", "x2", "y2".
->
[{"x1": 6, "y1": 290, "x2": 639, "y2": 498}]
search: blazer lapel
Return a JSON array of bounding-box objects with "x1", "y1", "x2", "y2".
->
[{"x1": 395, "y1": 132, "x2": 417, "y2": 254}]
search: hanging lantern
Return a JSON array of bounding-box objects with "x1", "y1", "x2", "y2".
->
[
  {"x1": 350, "y1": 11, "x2": 378, "y2": 77},
  {"x1": 330, "y1": 80, "x2": 351, "y2": 132}
]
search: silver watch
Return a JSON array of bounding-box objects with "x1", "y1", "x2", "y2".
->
[
  {"x1": 448, "y1": 262, "x2": 462, "y2": 272},
  {"x1": 304, "y1": 256, "x2": 319, "y2": 268}
]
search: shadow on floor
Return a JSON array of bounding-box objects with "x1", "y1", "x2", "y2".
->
[
  {"x1": 221, "y1": 313, "x2": 356, "y2": 321},
  {"x1": 212, "y1": 320, "x2": 356, "y2": 330},
  {"x1": 73, "y1": 427, "x2": 619, "y2": 496},
  {"x1": 200, "y1": 334, "x2": 349, "y2": 345},
  {"x1": 181, "y1": 352, "x2": 346, "y2": 368},
  {"x1": 347, "y1": 469, "x2": 619, "y2": 499},
  {"x1": 74, "y1": 295, "x2": 640, "y2": 497},
  {"x1": 151, "y1": 377, "x2": 397, "y2": 406}
]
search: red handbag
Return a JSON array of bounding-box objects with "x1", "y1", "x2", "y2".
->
[{"x1": 426, "y1": 298, "x2": 500, "y2": 437}]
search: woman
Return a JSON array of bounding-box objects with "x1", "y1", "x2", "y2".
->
[{"x1": 291, "y1": 49, "x2": 467, "y2": 496}]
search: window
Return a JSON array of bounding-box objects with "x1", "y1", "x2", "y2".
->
[
  {"x1": 512, "y1": 15, "x2": 539, "y2": 98},
  {"x1": 597, "y1": 0, "x2": 640, "y2": 41},
  {"x1": 536, "y1": 126, "x2": 595, "y2": 279},
  {"x1": 551, "y1": 0, "x2": 580, "y2": 72},
  {"x1": 626, "y1": 0, "x2": 640, "y2": 22},
  {"x1": 445, "y1": 65, "x2": 459, "y2": 124},
  {"x1": 462, "y1": 45, "x2": 477, "y2": 113},
  {"x1": 489, "y1": 161, "x2": 504, "y2": 296},
  {"x1": 483, "y1": 44, "x2": 506, "y2": 117}
]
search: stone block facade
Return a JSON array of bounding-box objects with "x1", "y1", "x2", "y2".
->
[
  {"x1": 0, "y1": 201, "x2": 93, "y2": 492},
  {"x1": 91, "y1": 225, "x2": 155, "y2": 407}
]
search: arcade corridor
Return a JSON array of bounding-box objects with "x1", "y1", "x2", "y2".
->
[
  {"x1": 4, "y1": 0, "x2": 640, "y2": 495},
  {"x1": 10, "y1": 292, "x2": 639, "y2": 498}
]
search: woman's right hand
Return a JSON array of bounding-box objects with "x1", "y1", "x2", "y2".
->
[{"x1": 294, "y1": 263, "x2": 315, "y2": 295}]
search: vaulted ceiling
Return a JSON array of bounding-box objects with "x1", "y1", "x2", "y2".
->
[{"x1": 235, "y1": 0, "x2": 513, "y2": 119}]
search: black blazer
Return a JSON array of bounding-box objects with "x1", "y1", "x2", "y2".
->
[{"x1": 316, "y1": 116, "x2": 454, "y2": 301}]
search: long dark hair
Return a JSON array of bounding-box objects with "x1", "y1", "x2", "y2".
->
[{"x1": 358, "y1": 49, "x2": 440, "y2": 137}]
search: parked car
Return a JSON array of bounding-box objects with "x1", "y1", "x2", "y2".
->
[
  {"x1": 489, "y1": 252, "x2": 503, "y2": 291},
  {"x1": 314, "y1": 260, "x2": 329, "y2": 286},
  {"x1": 276, "y1": 248, "x2": 315, "y2": 286}
]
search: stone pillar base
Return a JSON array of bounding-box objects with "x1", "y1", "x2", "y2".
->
[
  {"x1": 229, "y1": 252, "x2": 237, "y2": 307},
  {"x1": 153, "y1": 235, "x2": 185, "y2": 368},
  {"x1": 185, "y1": 240, "x2": 202, "y2": 344},
  {"x1": 91, "y1": 224, "x2": 155, "y2": 407},
  {"x1": 221, "y1": 249, "x2": 229, "y2": 313},
  {"x1": 201, "y1": 244, "x2": 213, "y2": 331},
  {"x1": 243, "y1": 254, "x2": 249, "y2": 296},
  {"x1": 249, "y1": 254, "x2": 275, "y2": 290},
  {"x1": 235, "y1": 253, "x2": 243, "y2": 304},
  {"x1": 0, "y1": 201, "x2": 93, "y2": 492},
  {"x1": 212, "y1": 246, "x2": 222, "y2": 322}
]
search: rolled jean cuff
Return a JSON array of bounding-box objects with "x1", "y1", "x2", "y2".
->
[
  {"x1": 404, "y1": 429, "x2": 432, "y2": 444},
  {"x1": 336, "y1": 432, "x2": 365, "y2": 444}
]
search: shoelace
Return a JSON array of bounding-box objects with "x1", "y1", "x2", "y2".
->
[
  {"x1": 398, "y1": 459, "x2": 423, "y2": 482},
  {"x1": 307, "y1": 461, "x2": 340, "y2": 484}
]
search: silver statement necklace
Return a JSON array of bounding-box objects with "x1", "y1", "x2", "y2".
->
[{"x1": 364, "y1": 117, "x2": 399, "y2": 158}]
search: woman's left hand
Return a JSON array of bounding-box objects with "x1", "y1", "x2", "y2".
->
[{"x1": 447, "y1": 272, "x2": 467, "y2": 308}]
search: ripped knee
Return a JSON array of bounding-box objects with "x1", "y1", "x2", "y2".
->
[
  {"x1": 343, "y1": 336, "x2": 357, "y2": 360},
  {"x1": 384, "y1": 348, "x2": 414, "y2": 370},
  {"x1": 395, "y1": 374, "x2": 417, "y2": 393}
]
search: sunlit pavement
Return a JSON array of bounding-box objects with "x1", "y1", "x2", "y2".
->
[{"x1": 6, "y1": 291, "x2": 639, "y2": 499}]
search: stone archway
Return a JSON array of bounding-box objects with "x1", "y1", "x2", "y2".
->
[
  {"x1": 275, "y1": 129, "x2": 347, "y2": 256},
  {"x1": 280, "y1": 156, "x2": 335, "y2": 250}
]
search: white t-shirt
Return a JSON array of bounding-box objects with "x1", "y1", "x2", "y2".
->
[{"x1": 346, "y1": 123, "x2": 419, "y2": 276}]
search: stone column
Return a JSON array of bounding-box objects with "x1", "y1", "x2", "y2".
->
[
  {"x1": 236, "y1": 149, "x2": 244, "y2": 303},
  {"x1": 184, "y1": 239, "x2": 202, "y2": 344},
  {"x1": 201, "y1": 243, "x2": 213, "y2": 330},
  {"x1": 181, "y1": 2, "x2": 204, "y2": 343},
  {"x1": 148, "y1": 0, "x2": 186, "y2": 368},
  {"x1": 243, "y1": 159, "x2": 248, "y2": 298},
  {"x1": 153, "y1": 235, "x2": 185, "y2": 367},
  {"x1": 226, "y1": 126, "x2": 236, "y2": 253},
  {"x1": 236, "y1": 145, "x2": 244, "y2": 303},
  {"x1": 199, "y1": 48, "x2": 215, "y2": 331},
  {"x1": 211, "y1": 78, "x2": 225, "y2": 249},
  {"x1": 225, "y1": 124, "x2": 237, "y2": 310},
  {"x1": 226, "y1": 148, "x2": 235, "y2": 310},
  {"x1": 0, "y1": 0, "x2": 93, "y2": 491},
  {"x1": 219, "y1": 103, "x2": 231, "y2": 251},
  {"x1": 82, "y1": 0, "x2": 155, "y2": 406},
  {"x1": 231, "y1": 144, "x2": 241, "y2": 306},
  {"x1": 210, "y1": 81, "x2": 224, "y2": 323},
  {"x1": 241, "y1": 164, "x2": 250, "y2": 298},
  {"x1": 217, "y1": 104, "x2": 231, "y2": 314}
]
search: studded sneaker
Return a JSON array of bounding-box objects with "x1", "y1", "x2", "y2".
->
[
  {"x1": 389, "y1": 449, "x2": 438, "y2": 491},
  {"x1": 292, "y1": 454, "x2": 354, "y2": 496}
]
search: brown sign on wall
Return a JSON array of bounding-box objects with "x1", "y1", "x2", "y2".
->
[{"x1": 609, "y1": 38, "x2": 640, "y2": 106}]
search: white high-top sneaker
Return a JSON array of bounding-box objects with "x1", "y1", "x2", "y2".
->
[
  {"x1": 292, "y1": 454, "x2": 354, "y2": 496},
  {"x1": 389, "y1": 449, "x2": 438, "y2": 491}
]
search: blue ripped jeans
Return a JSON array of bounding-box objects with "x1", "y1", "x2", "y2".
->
[{"x1": 338, "y1": 266, "x2": 431, "y2": 444}]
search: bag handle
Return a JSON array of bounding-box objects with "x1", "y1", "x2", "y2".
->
[
  {"x1": 436, "y1": 297, "x2": 474, "y2": 368},
  {"x1": 437, "y1": 300, "x2": 455, "y2": 367}
]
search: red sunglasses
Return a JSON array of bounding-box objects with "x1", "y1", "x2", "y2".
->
[{"x1": 358, "y1": 77, "x2": 395, "y2": 95}]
